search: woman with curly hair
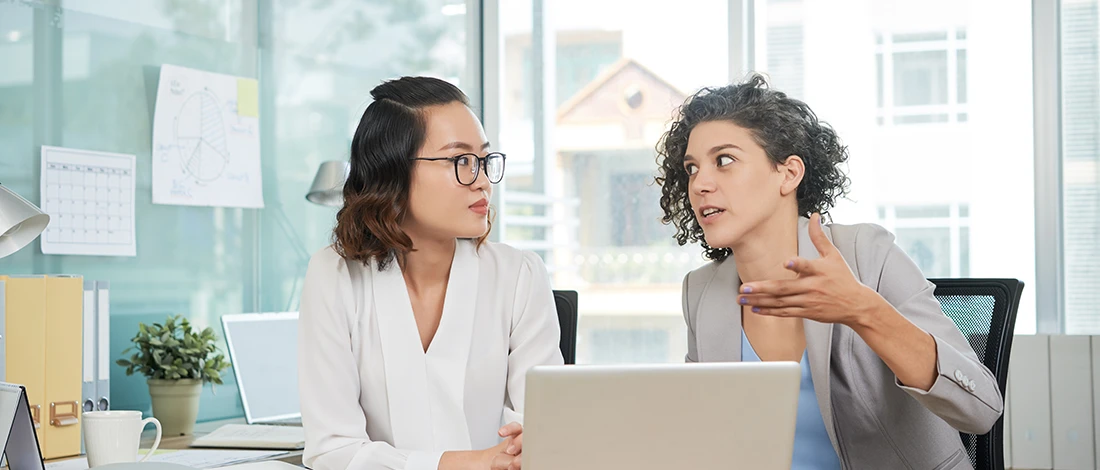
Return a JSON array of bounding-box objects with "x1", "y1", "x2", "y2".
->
[
  {"x1": 655, "y1": 74, "x2": 1001, "y2": 469},
  {"x1": 298, "y1": 76, "x2": 561, "y2": 470}
]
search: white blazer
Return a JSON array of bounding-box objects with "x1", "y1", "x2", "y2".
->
[{"x1": 298, "y1": 239, "x2": 564, "y2": 470}]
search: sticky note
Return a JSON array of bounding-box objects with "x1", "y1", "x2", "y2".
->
[{"x1": 237, "y1": 78, "x2": 259, "y2": 117}]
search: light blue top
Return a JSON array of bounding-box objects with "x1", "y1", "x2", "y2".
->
[{"x1": 741, "y1": 329, "x2": 842, "y2": 470}]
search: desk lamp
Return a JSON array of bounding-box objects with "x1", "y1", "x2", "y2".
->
[
  {"x1": 0, "y1": 183, "x2": 49, "y2": 258},
  {"x1": 305, "y1": 161, "x2": 349, "y2": 207}
]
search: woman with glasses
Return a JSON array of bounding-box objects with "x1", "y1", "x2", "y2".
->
[
  {"x1": 298, "y1": 76, "x2": 561, "y2": 470},
  {"x1": 656, "y1": 74, "x2": 1001, "y2": 469}
]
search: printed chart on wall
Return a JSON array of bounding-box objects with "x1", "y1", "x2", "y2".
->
[
  {"x1": 40, "y1": 146, "x2": 137, "y2": 257},
  {"x1": 152, "y1": 64, "x2": 264, "y2": 208}
]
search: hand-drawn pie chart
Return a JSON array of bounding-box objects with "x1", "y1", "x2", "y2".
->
[{"x1": 174, "y1": 89, "x2": 230, "y2": 183}]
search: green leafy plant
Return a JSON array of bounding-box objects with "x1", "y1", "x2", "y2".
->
[{"x1": 116, "y1": 315, "x2": 230, "y2": 384}]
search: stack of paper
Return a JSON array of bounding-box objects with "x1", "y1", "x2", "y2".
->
[
  {"x1": 190, "y1": 425, "x2": 305, "y2": 451},
  {"x1": 44, "y1": 449, "x2": 287, "y2": 470}
]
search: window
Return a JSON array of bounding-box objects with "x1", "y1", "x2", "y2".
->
[
  {"x1": 497, "y1": 0, "x2": 729, "y2": 363},
  {"x1": 0, "y1": 0, "x2": 471, "y2": 419},
  {"x1": 588, "y1": 329, "x2": 670, "y2": 364},
  {"x1": 1061, "y1": 0, "x2": 1100, "y2": 334},
  {"x1": 609, "y1": 172, "x2": 666, "y2": 247},
  {"x1": 766, "y1": 25, "x2": 805, "y2": 99},
  {"x1": 756, "y1": 0, "x2": 1036, "y2": 332},
  {"x1": 496, "y1": 0, "x2": 1039, "y2": 347},
  {"x1": 879, "y1": 204, "x2": 970, "y2": 278},
  {"x1": 518, "y1": 32, "x2": 623, "y2": 118},
  {"x1": 875, "y1": 28, "x2": 968, "y2": 125}
]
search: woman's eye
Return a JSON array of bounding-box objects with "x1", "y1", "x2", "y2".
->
[
  {"x1": 717, "y1": 155, "x2": 735, "y2": 166},
  {"x1": 455, "y1": 156, "x2": 471, "y2": 166},
  {"x1": 684, "y1": 164, "x2": 698, "y2": 175}
]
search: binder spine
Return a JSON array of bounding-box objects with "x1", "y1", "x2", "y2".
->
[
  {"x1": 95, "y1": 280, "x2": 110, "y2": 411},
  {"x1": 82, "y1": 280, "x2": 96, "y2": 413},
  {"x1": 0, "y1": 279, "x2": 6, "y2": 383}
]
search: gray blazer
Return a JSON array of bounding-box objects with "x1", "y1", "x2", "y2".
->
[{"x1": 683, "y1": 218, "x2": 1003, "y2": 470}]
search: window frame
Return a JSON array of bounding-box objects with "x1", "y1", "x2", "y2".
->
[
  {"x1": 879, "y1": 204, "x2": 971, "y2": 278},
  {"x1": 875, "y1": 28, "x2": 968, "y2": 127}
]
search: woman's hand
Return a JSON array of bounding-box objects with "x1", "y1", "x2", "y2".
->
[
  {"x1": 440, "y1": 438, "x2": 509, "y2": 470},
  {"x1": 737, "y1": 213, "x2": 886, "y2": 327},
  {"x1": 739, "y1": 212, "x2": 938, "y2": 390},
  {"x1": 490, "y1": 422, "x2": 523, "y2": 470},
  {"x1": 439, "y1": 422, "x2": 523, "y2": 470}
]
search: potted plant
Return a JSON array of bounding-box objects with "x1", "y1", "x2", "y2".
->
[{"x1": 116, "y1": 315, "x2": 230, "y2": 436}]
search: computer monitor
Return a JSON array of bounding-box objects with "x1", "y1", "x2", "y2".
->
[{"x1": 221, "y1": 312, "x2": 300, "y2": 425}]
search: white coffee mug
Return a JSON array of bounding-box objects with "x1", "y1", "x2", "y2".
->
[{"x1": 82, "y1": 410, "x2": 162, "y2": 468}]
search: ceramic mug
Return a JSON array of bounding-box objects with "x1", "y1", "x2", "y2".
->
[{"x1": 82, "y1": 411, "x2": 162, "y2": 468}]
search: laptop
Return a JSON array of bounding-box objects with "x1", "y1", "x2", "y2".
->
[
  {"x1": 521, "y1": 362, "x2": 801, "y2": 470},
  {"x1": 221, "y1": 312, "x2": 302, "y2": 426}
]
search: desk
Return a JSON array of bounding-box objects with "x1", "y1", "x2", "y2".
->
[
  {"x1": 142, "y1": 427, "x2": 303, "y2": 466},
  {"x1": 43, "y1": 419, "x2": 303, "y2": 468}
]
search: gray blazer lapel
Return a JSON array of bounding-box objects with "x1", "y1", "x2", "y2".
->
[
  {"x1": 696, "y1": 258, "x2": 742, "y2": 361},
  {"x1": 798, "y1": 216, "x2": 841, "y2": 454}
]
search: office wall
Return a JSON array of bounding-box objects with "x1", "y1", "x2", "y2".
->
[{"x1": 0, "y1": 0, "x2": 472, "y2": 421}]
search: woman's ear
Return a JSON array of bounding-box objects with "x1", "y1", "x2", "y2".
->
[{"x1": 779, "y1": 155, "x2": 805, "y2": 197}]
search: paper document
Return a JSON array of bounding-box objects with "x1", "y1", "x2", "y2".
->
[
  {"x1": 221, "y1": 461, "x2": 300, "y2": 470},
  {"x1": 152, "y1": 64, "x2": 264, "y2": 208},
  {"x1": 44, "y1": 449, "x2": 286, "y2": 470},
  {"x1": 191, "y1": 425, "x2": 305, "y2": 450},
  {"x1": 40, "y1": 146, "x2": 137, "y2": 257}
]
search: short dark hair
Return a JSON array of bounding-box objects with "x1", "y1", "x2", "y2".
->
[
  {"x1": 655, "y1": 73, "x2": 851, "y2": 262},
  {"x1": 333, "y1": 76, "x2": 480, "y2": 269}
]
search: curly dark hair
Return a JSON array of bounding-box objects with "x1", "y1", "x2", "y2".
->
[{"x1": 655, "y1": 73, "x2": 851, "y2": 262}]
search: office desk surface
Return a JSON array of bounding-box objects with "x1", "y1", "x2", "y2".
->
[
  {"x1": 141, "y1": 419, "x2": 304, "y2": 467},
  {"x1": 43, "y1": 419, "x2": 303, "y2": 467}
]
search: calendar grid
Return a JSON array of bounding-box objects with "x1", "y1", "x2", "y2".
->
[{"x1": 40, "y1": 146, "x2": 137, "y2": 257}]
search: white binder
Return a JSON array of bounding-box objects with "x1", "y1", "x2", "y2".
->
[
  {"x1": 78, "y1": 280, "x2": 111, "y2": 455},
  {"x1": 94, "y1": 281, "x2": 110, "y2": 412},
  {"x1": 1049, "y1": 335, "x2": 1093, "y2": 469},
  {"x1": 0, "y1": 279, "x2": 5, "y2": 382},
  {"x1": 1008, "y1": 334, "x2": 1053, "y2": 469},
  {"x1": 1003, "y1": 385, "x2": 1012, "y2": 469},
  {"x1": 81, "y1": 280, "x2": 96, "y2": 414},
  {"x1": 77, "y1": 280, "x2": 111, "y2": 413}
]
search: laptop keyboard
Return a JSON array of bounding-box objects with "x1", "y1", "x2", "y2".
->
[{"x1": 260, "y1": 417, "x2": 302, "y2": 427}]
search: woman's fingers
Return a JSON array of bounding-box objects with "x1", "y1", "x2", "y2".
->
[
  {"x1": 491, "y1": 452, "x2": 513, "y2": 470},
  {"x1": 752, "y1": 306, "x2": 812, "y2": 319},
  {"x1": 498, "y1": 422, "x2": 523, "y2": 438},
  {"x1": 740, "y1": 277, "x2": 813, "y2": 296},
  {"x1": 739, "y1": 294, "x2": 813, "y2": 309},
  {"x1": 506, "y1": 433, "x2": 523, "y2": 455}
]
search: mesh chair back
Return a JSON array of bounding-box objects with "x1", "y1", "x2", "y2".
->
[
  {"x1": 553, "y1": 290, "x2": 578, "y2": 365},
  {"x1": 930, "y1": 278, "x2": 1024, "y2": 470}
]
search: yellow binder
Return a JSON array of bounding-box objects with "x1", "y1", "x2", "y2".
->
[
  {"x1": 43, "y1": 275, "x2": 83, "y2": 459},
  {"x1": 1, "y1": 275, "x2": 47, "y2": 444},
  {"x1": 1, "y1": 274, "x2": 84, "y2": 459}
]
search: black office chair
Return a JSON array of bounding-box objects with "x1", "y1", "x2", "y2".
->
[
  {"x1": 552, "y1": 290, "x2": 579, "y2": 365},
  {"x1": 929, "y1": 278, "x2": 1025, "y2": 470}
]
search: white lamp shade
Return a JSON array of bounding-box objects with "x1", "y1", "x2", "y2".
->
[
  {"x1": 0, "y1": 184, "x2": 50, "y2": 258},
  {"x1": 306, "y1": 161, "x2": 349, "y2": 207}
]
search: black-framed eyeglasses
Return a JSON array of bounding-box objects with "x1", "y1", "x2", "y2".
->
[{"x1": 413, "y1": 152, "x2": 507, "y2": 185}]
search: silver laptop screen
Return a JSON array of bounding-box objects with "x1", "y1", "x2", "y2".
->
[{"x1": 222, "y1": 313, "x2": 300, "y2": 423}]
